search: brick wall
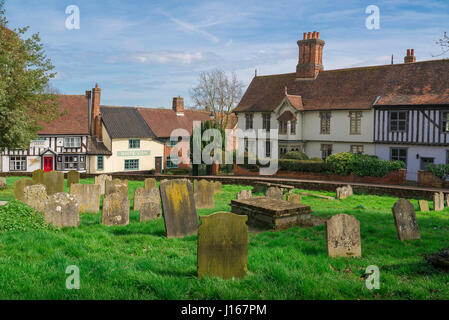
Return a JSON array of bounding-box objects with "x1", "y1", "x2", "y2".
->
[{"x1": 417, "y1": 170, "x2": 447, "y2": 188}]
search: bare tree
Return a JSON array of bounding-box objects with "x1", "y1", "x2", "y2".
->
[
  {"x1": 435, "y1": 32, "x2": 449, "y2": 56},
  {"x1": 43, "y1": 83, "x2": 61, "y2": 94},
  {"x1": 190, "y1": 69, "x2": 244, "y2": 131}
]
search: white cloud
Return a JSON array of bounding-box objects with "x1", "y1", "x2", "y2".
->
[
  {"x1": 129, "y1": 52, "x2": 204, "y2": 65},
  {"x1": 161, "y1": 12, "x2": 220, "y2": 43}
]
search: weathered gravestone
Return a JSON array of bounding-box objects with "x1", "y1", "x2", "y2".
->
[
  {"x1": 446, "y1": 194, "x2": 449, "y2": 207},
  {"x1": 418, "y1": 200, "x2": 430, "y2": 212},
  {"x1": 144, "y1": 178, "x2": 157, "y2": 191},
  {"x1": 24, "y1": 184, "x2": 47, "y2": 212},
  {"x1": 198, "y1": 212, "x2": 248, "y2": 279},
  {"x1": 134, "y1": 187, "x2": 150, "y2": 211},
  {"x1": 43, "y1": 171, "x2": 64, "y2": 196},
  {"x1": 214, "y1": 181, "x2": 222, "y2": 193},
  {"x1": 14, "y1": 179, "x2": 34, "y2": 201},
  {"x1": 32, "y1": 169, "x2": 44, "y2": 185},
  {"x1": 194, "y1": 179, "x2": 215, "y2": 209},
  {"x1": 433, "y1": 192, "x2": 444, "y2": 211},
  {"x1": 140, "y1": 201, "x2": 162, "y2": 221},
  {"x1": 392, "y1": 198, "x2": 420, "y2": 241},
  {"x1": 95, "y1": 174, "x2": 112, "y2": 195},
  {"x1": 67, "y1": 170, "x2": 80, "y2": 189},
  {"x1": 266, "y1": 187, "x2": 283, "y2": 200},
  {"x1": 336, "y1": 185, "x2": 353, "y2": 199},
  {"x1": 102, "y1": 192, "x2": 130, "y2": 226},
  {"x1": 105, "y1": 179, "x2": 128, "y2": 198},
  {"x1": 236, "y1": 189, "x2": 252, "y2": 200},
  {"x1": 0, "y1": 177, "x2": 7, "y2": 190},
  {"x1": 326, "y1": 214, "x2": 361, "y2": 258},
  {"x1": 287, "y1": 193, "x2": 302, "y2": 204},
  {"x1": 44, "y1": 192, "x2": 80, "y2": 227},
  {"x1": 159, "y1": 179, "x2": 198, "y2": 238},
  {"x1": 70, "y1": 184, "x2": 101, "y2": 213}
]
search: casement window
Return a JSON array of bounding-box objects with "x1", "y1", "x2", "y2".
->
[
  {"x1": 350, "y1": 145, "x2": 364, "y2": 154},
  {"x1": 262, "y1": 113, "x2": 271, "y2": 130},
  {"x1": 9, "y1": 156, "x2": 26, "y2": 171},
  {"x1": 321, "y1": 144, "x2": 332, "y2": 160},
  {"x1": 129, "y1": 139, "x2": 140, "y2": 149},
  {"x1": 61, "y1": 155, "x2": 85, "y2": 170},
  {"x1": 124, "y1": 159, "x2": 139, "y2": 170},
  {"x1": 291, "y1": 121, "x2": 296, "y2": 134},
  {"x1": 64, "y1": 137, "x2": 81, "y2": 148},
  {"x1": 167, "y1": 139, "x2": 178, "y2": 147},
  {"x1": 390, "y1": 148, "x2": 407, "y2": 165},
  {"x1": 166, "y1": 156, "x2": 178, "y2": 169},
  {"x1": 245, "y1": 113, "x2": 253, "y2": 130},
  {"x1": 349, "y1": 111, "x2": 362, "y2": 134},
  {"x1": 244, "y1": 138, "x2": 249, "y2": 152},
  {"x1": 440, "y1": 111, "x2": 449, "y2": 133},
  {"x1": 265, "y1": 141, "x2": 271, "y2": 158},
  {"x1": 389, "y1": 111, "x2": 408, "y2": 132},
  {"x1": 97, "y1": 156, "x2": 104, "y2": 170},
  {"x1": 279, "y1": 120, "x2": 288, "y2": 135},
  {"x1": 320, "y1": 112, "x2": 331, "y2": 134}
]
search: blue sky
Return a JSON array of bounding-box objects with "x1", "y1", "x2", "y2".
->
[{"x1": 4, "y1": 0, "x2": 449, "y2": 108}]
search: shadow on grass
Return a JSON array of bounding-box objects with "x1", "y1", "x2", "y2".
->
[{"x1": 111, "y1": 227, "x2": 167, "y2": 237}]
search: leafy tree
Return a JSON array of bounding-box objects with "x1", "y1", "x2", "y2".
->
[{"x1": 0, "y1": 0, "x2": 60, "y2": 150}]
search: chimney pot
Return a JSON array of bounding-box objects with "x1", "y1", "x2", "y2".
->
[
  {"x1": 316, "y1": 32, "x2": 320, "y2": 39},
  {"x1": 296, "y1": 31, "x2": 325, "y2": 79},
  {"x1": 173, "y1": 96, "x2": 184, "y2": 114},
  {"x1": 307, "y1": 32, "x2": 311, "y2": 39},
  {"x1": 303, "y1": 32, "x2": 307, "y2": 40},
  {"x1": 411, "y1": 49, "x2": 414, "y2": 56},
  {"x1": 312, "y1": 31, "x2": 317, "y2": 39},
  {"x1": 407, "y1": 49, "x2": 411, "y2": 56}
]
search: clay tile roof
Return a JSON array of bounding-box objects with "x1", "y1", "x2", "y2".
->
[
  {"x1": 138, "y1": 108, "x2": 212, "y2": 138},
  {"x1": 38, "y1": 95, "x2": 89, "y2": 135},
  {"x1": 278, "y1": 110, "x2": 297, "y2": 121},
  {"x1": 100, "y1": 106, "x2": 154, "y2": 139},
  {"x1": 87, "y1": 136, "x2": 112, "y2": 155},
  {"x1": 285, "y1": 94, "x2": 303, "y2": 110},
  {"x1": 234, "y1": 59, "x2": 449, "y2": 113}
]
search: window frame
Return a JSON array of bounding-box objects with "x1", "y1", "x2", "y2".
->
[
  {"x1": 291, "y1": 120, "x2": 296, "y2": 134},
  {"x1": 279, "y1": 120, "x2": 288, "y2": 135},
  {"x1": 390, "y1": 147, "x2": 408, "y2": 165},
  {"x1": 440, "y1": 111, "x2": 449, "y2": 133},
  {"x1": 350, "y1": 145, "x2": 364, "y2": 154},
  {"x1": 63, "y1": 137, "x2": 81, "y2": 148},
  {"x1": 165, "y1": 155, "x2": 179, "y2": 169},
  {"x1": 320, "y1": 144, "x2": 332, "y2": 160},
  {"x1": 389, "y1": 111, "x2": 408, "y2": 132},
  {"x1": 124, "y1": 159, "x2": 139, "y2": 170},
  {"x1": 97, "y1": 155, "x2": 104, "y2": 171},
  {"x1": 320, "y1": 112, "x2": 331, "y2": 134},
  {"x1": 349, "y1": 111, "x2": 362, "y2": 135},
  {"x1": 262, "y1": 113, "x2": 271, "y2": 131},
  {"x1": 128, "y1": 139, "x2": 141, "y2": 149},
  {"x1": 245, "y1": 113, "x2": 253, "y2": 130},
  {"x1": 9, "y1": 156, "x2": 27, "y2": 171},
  {"x1": 265, "y1": 141, "x2": 271, "y2": 158}
]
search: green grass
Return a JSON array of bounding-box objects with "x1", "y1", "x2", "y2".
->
[{"x1": 0, "y1": 177, "x2": 448, "y2": 299}]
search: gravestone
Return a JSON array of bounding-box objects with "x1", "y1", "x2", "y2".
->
[
  {"x1": 67, "y1": 170, "x2": 80, "y2": 189},
  {"x1": 194, "y1": 179, "x2": 215, "y2": 209},
  {"x1": 105, "y1": 179, "x2": 128, "y2": 198},
  {"x1": 144, "y1": 178, "x2": 157, "y2": 191},
  {"x1": 345, "y1": 185, "x2": 353, "y2": 196},
  {"x1": 287, "y1": 193, "x2": 302, "y2": 204},
  {"x1": 433, "y1": 192, "x2": 444, "y2": 211},
  {"x1": 44, "y1": 192, "x2": 80, "y2": 227},
  {"x1": 326, "y1": 214, "x2": 361, "y2": 258},
  {"x1": 336, "y1": 186, "x2": 352, "y2": 199},
  {"x1": 0, "y1": 177, "x2": 7, "y2": 190},
  {"x1": 140, "y1": 201, "x2": 162, "y2": 221},
  {"x1": 198, "y1": 211, "x2": 248, "y2": 279},
  {"x1": 148, "y1": 187, "x2": 161, "y2": 203},
  {"x1": 159, "y1": 179, "x2": 198, "y2": 238},
  {"x1": 70, "y1": 184, "x2": 101, "y2": 213},
  {"x1": 446, "y1": 194, "x2": 449, "y2": 207},
  {"x1": 214, "y1": 181, "x2": 222, "y2": 193},
  {"x1": 134, "y1": 187, "x2": 150, "y2": 211},
  {"x1": 266, "y1": 187, "x2": 283, "y2": 200},
  {"x1": 102, "y1": 192, "x2": 130, "y2": 226},
  {"x1": 95, "y1": 174, "x2": 112, "y2": 195},
  {"x1": 43, "y1": 171, "x2": 64, "y2": 196},
  {"x1": 236, "y1": 189, "x2": 252, "y2": 200},
  {"x1": 32, "y1": 169, "x2": 44, "y2": 185},
  {"x1": 392, "y1": 198, "x2": 421, "y2": 241},
  {"x1": 14, "y1": 179, "x2": 34, "y2": 201},
  {"x1": 418, "y1": 200, "x2": 430, "y2": 212},
  {"x1": 23, "y1": 184, "x2": 47, "y2": 212}
]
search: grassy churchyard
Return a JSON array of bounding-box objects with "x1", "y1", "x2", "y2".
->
[{"x1": 0, "y1": 176, "x2": 448, "y2": 300}]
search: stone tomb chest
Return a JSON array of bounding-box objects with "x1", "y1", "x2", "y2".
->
[{"x1": 230, "y1": 196, "x2": 311, "y2": 230}]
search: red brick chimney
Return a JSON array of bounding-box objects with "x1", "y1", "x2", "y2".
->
[
  {"x1": 91, "y1": 84, "x2": 102, "y2": 139},
  {"x1": 296, "y1": 31, "x2": 325, "y2": 79},
  {"x1": 173, "y1": 96, "x2": 184, "y2": 115},
  {"x1": 404, "y1": 49, "x2": 416, "y2": 63}
]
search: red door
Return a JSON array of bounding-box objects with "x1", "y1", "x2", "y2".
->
[{"x1": 43, "y1": 157, "x2": 53, "y2": 172}]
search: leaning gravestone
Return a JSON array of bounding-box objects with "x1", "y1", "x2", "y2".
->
[
  {"x1": 67, "y1": 170, "x2": 80, "y2": 189},
  {"x1": 214, "y1": 181, "x2": 222, "y2": 194},
  {"x1": 236, "y1": 189, "x2": 252, "y2": 200},
  {"x1": 32, "y1": 169, "x2": 44, "y2": 185},
  {"x1": 43, "y1": 171, "x2": 64, "y2": 196},
  {"x1": 23, "y1": 184, "x2": 47, "y2": 212},
  {"x1": 0, "y1": 177, "x2": 7, "y2": 190},
  {"x1": 105, "y1": 179, "x2": 128, "y2": 198},
  {"x1": 392, "y1": 198, "x2": 420, "y2": 241},
  {"x1": 198, "y1": 211, "x2": 248, "y2": 279},
  {"x1": 266, "y1": 187, "x2": 283, "y2": 200},
  {"x1": 336, "y1": 185, "x2": 352, "y2": 199},
  {"x1": 194, "y1": 179, "x2": 215, "y2": 209},
  {"x1": 70, "y1": 184, "x2": 101, "y2": 213},
  {"x1": 418, "y1": 200, "x2": 430, "y2": 212},
  {"x1": 140, "y1": 201, "x2": 162, "y2": 221},
  {"x1": 433, "y1": 192, "x2": 444, "y2": 211},
  {"x1": 326, "y1": 214, "x2": 361, "y2": 258},
  {"x1": 44, "y1": 192, "x2": 80, "y2": 227},
  {"x1": 102, "y1": 192, "x2": 130, "y2": 226},
  {"x1": 134, "y1": 187, "x2": 150, "y2": 211},
  {"x1": 159, "y1": 179, "x2": 198, "y2": 238},
  {"x1": 14, "y1": 179, "x2": 34, "y2": 201},
  {"x1": 287, "y1": 193, "x2": 302, "y2": 204},
  {"x1": 144, "y1": 178, "x2": 157, "y2": 191},
  {"x1": 95, "y1": 174, "x2": 112, "y2": 195}
]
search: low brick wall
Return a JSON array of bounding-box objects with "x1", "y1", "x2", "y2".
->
[
  {"x1": 417, "y1": 170, "x2": 448, "y2": 188},
  {"x1": 233, "y1": 164, "x2": 407, "y2": 185}
]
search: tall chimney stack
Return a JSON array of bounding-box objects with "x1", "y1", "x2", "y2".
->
[
  {"x1": 404, "y1": 49, "x2": 416, "y2": 63},
  {"x1": 296, "y1": 30, "x2": 325, "y2": 79},
  {"x1": 91, "y1": 84, "x2": 102, "y2": 139},
  {"x1": 173, "y1": 96, "x2": 184, "y2": 115}
]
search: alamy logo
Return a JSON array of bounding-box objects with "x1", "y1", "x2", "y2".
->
[
  {"x1": 365, "y1": 265, "x2": 380, "y2": 290},
  {"x1": 65, "y1": 265, "x2": 80, "y2": 290},
  {"x1": 365, "y1": 5, "x2": 380, "y2": 30},
  {"x1": 65, "y1": 5, "x2": 80, "y2": 30}
]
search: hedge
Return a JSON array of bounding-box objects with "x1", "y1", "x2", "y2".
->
[{"x1": 278, "y1": 159, "x2": 330, "y2": 173}]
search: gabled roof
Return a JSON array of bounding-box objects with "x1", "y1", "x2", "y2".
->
[
  {"x1": 87, "y1": 136, "x2": 112, "y2": 155},
  {"x1": 138, "y1": 108, "x2": 211, "y2": 138},
  {"x1": 285, "y1": 94, "x2": 303, "y2": 110},
  {"x1": 38, "y1": 95, "x2": 89, "y2": 135},
  {"x1": 278, "y1": 110, "x2": 296, "y2": 121},
  {"x1": 101, "y1": 106, "x2": 154, "y2": 139},
  {"x1": 234, "y1": 59, "x2": 449, "y2": 113}
]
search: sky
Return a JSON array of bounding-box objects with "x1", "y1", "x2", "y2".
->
[{"x1": 3, "y1": 0, "x2": 449, "y2": 108}]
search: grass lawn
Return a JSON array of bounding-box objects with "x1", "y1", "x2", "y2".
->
[{"x1": 0, "y1": 176, "x2": 448, "y2": 300}]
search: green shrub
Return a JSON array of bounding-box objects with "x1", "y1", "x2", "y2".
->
[
  {"x1": 426, "y1": 164, "x2": 449, "y2": 180},
  {"x1": 0, "y1": 200, "x2": 54, "y2": 233},
  {"x1": 309, "y1": 157, "x2": 323, "y2": 162},
  {"x1": 325, "y1": 152, "x2": 356, "y2": 175},
  {"x1": 279, "y1": 159, "x2": 330, "y2": 173},
  {"x1": 281, "y1": 151, "x2": 309, "y2": 160}
]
